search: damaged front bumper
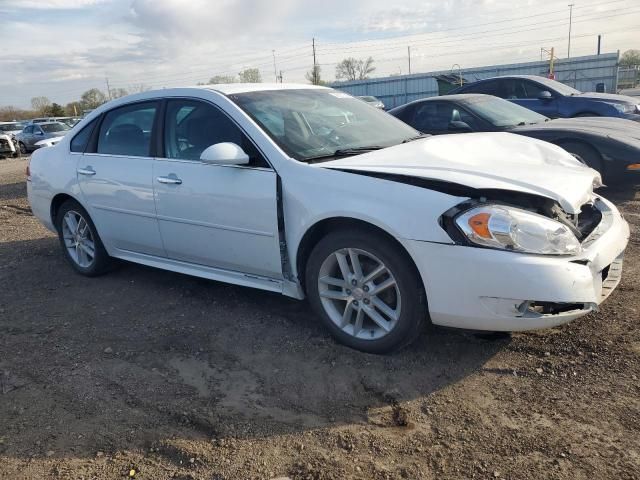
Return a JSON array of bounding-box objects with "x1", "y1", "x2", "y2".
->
[{"x1": 404, "y1": 196, "x2": 630, "y2": 331}]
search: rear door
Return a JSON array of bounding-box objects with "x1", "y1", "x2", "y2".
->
[
  {"x1": 76, "y1": 101, "x2": 165, "y2": 256},
  {"x1": 153, "y1": 98, "x2": 282, "y2": 278}
]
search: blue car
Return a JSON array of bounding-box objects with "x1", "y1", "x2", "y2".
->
[{"x1": 449, "y1": 75, "x2": 640, "y2": 121}]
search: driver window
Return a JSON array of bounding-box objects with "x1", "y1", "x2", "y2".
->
[
  {"x1": 413, "y1": 102, "x2": 477, "y2": 132},
  {"x1": 164, "y1": 99, "x2": 268, "y2": 167},
  {"x1": 522, "y1": 81, "x2": 548, "y2": 99}
]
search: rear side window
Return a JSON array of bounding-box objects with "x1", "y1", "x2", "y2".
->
[
  {"x1": 470, "y1": 80, "x2": 507, "y2": 98},
  {"x1": 97, "y1": 102, "x2": 157, "y2": 157},
  {"x1": 70, "y1": 118, "x2": 98, "y2": 153}
]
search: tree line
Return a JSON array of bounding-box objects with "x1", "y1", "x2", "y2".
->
[{"x1": 0, "y1": 84, "x2": 151, "y2": 122}]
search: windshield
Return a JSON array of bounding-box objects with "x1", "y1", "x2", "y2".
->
[
  {"x1": 41, "y1": 122, "x2": 70, "y2": 133},
  {"x1": 465, "y1": 96, "x2": 549, "y2": 127},
  {"x1": 0, "y1": 123, "x2": 22, "y2": 132},
  {"x1": 231, "y1": 89, "x2": 418, "y2": 161}
]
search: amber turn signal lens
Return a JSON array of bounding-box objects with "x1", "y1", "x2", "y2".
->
[
  {"x1": 626, "y1": 164, "x2": 640, "y2": 170},
  {"x1": 468, "y1": 212, "x2": 492, "y2": 239}
]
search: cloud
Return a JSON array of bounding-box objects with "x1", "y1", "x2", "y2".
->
[
  {"x1": 1, "y1": 0, "x2": 106, "y2": 10},
  {"x1": 0, "y1": 0, "x2": 638, "y2": 108}
]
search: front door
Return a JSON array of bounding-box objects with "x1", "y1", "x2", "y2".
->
[
  {"x1": 77, "y1": 101, "x2": 165, "y2": 257},
  {"x1": 508, "y1": 79, "x2": 559, "y2": 118},
  {"x1": 153, "y1": 98, "x2": 282, "y2": 279}
]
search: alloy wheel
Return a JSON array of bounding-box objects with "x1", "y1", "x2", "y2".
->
[
  {"x1": 317, "y1": 248, "x2": 401, "y2": 340},
  {"x1": 61, "y1": 210, "x2": 96, "y2": 268}
]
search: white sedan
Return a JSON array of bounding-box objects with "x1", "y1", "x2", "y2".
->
[{"x1": 27, "y1": 84, "x2": 629, "y2": 353}]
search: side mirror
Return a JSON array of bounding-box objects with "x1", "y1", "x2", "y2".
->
[
  {"x1": 448, "y1": 121, "x2": 472, "y2": 133},
  {"x1": 200, "y1": 142, "x2": 249, "y2": 165},
  {"x1": 538, "y1": 90, "x2": 553, "y2": 100},
  {"x1": 36, "y1": 130, "x2": 44, "y2": 135}
]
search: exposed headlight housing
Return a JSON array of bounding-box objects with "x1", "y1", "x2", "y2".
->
[
  {"x1": 455, "y1": 205, "x2": 581, "y2": 255},
  {"x1": 611, "y1": 103, "x2": 635, "y2": 114}
]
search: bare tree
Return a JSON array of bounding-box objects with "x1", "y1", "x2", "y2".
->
[
  {"x1": 620, "y1": 49, "x2": 640, "y2": 67},
  {"x1": 335, "y1": 57, "x2": 376, "y2": 81},
  {"x1": 31, "y1": 96, "x2": 51, "y2": 115},
  {"x1": 128, "y1": 83, "x2": 152, "y2": 93},
  {"x1": 0, "y1": 106, "x2": 36, "y2": 122},
  {"x1": 80, "y1": 88, "x2": 107, "y2": 110},
  {"x1": 238, "y1": 68, "x2": 262, "y2": 83},
  {"x1": 305, "y1": 65, "x2": 324, "y2": 85},
  {"x1": 65, "y1": 101, "x2": 82, "y2": 116},
  {"x1": 207, "y1": 75, "x2": 237, "y2": 84},
  {"x1": 109, "y1": 88, "x2": 129, "y2": 99}
]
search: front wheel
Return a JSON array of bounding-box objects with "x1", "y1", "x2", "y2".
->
[
  {"x1": 558, "y1": 141, "x2": 603, "y2": 178},
  {"x1": 305, "y1": 229, "x2": 427, "y2": 353},
  {"x1": 55, "y1": 199, "x2": 112, "y2": 276},
  {"x1": 19, "y1": 142, "x2": 27, "y2": 154}
]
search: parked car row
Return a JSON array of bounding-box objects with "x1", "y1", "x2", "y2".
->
[
  {"x1": 27, "y1": 83, "x2": 630, "y2": 353},
  {"x1": 389, "y1": 94, "x2": 640, "y2": 183}
]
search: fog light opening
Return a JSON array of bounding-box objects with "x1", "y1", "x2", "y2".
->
[{"x1": 517, "y1": 300, "x2": 591, "y2": 317}]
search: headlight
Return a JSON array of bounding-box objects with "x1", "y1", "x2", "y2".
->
[
  {"x1": 611, "y1": 103, "x2": 635, "y2": 114},
  {"x1": 455, "y1": 205, "x2": 581, "y2": 255}
]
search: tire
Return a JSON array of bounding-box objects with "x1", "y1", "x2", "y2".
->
[
  {"x1": 55, "y1": 199, "x2": 112, "y2": 276},
  {"x1": 557, "y1": 141, "x2": 604, "y2": 177},
  {"x1": 19, "y1": 142, "x2": 27, "y2": 154},
  {"x1": 305, "y1": 229, "x2": 427, "y2": 354}
]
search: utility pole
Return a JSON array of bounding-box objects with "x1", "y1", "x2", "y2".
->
[
  {"x1": 279, "y1": 70, "x2": 283, "y2": 83},
  {"x1": 567, "y1": 4, "x2": 574, "y2": 58},
  {"x1": 272, "y1": 50, "x2": 278, "y2": 83},
  {"x1": 312, "y1": 38, "x2": 317, "y2": 71},
  {"x1": 597, "y1": 34, "x2": 601, "y2": 55},
  {"x1": 312, "y1": 38, "x2": 318, "y2": 85},
  {"x1": 407, "y1": 46, "x2": 412, "y2": 74},
  {"x1": 105, "y1": 77, "x2": 111, "y2": 100}
]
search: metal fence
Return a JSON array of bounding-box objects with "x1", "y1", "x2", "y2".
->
[
  {"x1": 332, "y1": 52, "x2": 620, "y2": 110},
  {"x1": 618, "y1": 67, "x2": 639, "y2": 89}
]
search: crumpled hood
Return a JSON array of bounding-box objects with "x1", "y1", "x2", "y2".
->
[{"x1": 319, "y1": 132, "x2": 600, "y2": 214}]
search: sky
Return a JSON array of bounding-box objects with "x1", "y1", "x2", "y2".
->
[{"x1": 0, "y1": 0, "x2": 639, "y2": 108}]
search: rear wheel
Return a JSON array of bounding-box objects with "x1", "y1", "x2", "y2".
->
[
  {"x1": 55, "y1": 199, "x2": 112, "y2": 276},
  {"x1": 305, "y1": 229, "x2": 427, "y2": 353}
]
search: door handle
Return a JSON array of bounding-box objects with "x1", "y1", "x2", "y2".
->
[
  {"x1": 157, "y1": 176, "x2": 182, "y2": 185},
  {"x1": 77, "y1": 168, "x2": 96, "y2": 176}
]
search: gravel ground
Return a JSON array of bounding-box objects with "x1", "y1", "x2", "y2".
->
[{"x1": 1, "y1": 156, "x2": 639, "y2": 480}]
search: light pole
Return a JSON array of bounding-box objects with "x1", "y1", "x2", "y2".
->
[
  {"x1": 272, "y1": 50, "x2": 278, "y2": 83},
  {"x1": 567, "y1": 4, "x2": 575, "y2": 58}
]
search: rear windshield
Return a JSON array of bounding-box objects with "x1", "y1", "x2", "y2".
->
[
  {"x1": 0, "y1": 123, "x2": 22, "y2": 132},
  {"x1": 41, "y1": 123, "x2": 70, "y2": 133}
]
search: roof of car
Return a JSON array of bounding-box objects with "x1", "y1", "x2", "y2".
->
[
  {"x1": 198, "y1": 83, "x2": 329, "y2": 95},
  {"x1": 475, "y1": 75, "x2": 545, "y2": 81},
  {"x1": 390, "y1": 93, "x2": 488, "y2": 110}
]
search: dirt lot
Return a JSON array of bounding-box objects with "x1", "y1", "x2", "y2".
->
[{"x1": 1, "y1": 156, "x2": 639, "y2": 480}]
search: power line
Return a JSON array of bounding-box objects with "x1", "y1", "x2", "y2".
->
[{"x1": 317, "y1": 0, "x2": 627, "y2": 48}]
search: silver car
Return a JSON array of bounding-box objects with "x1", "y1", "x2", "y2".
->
[{"x1": 16, "y1": 121, "x2": 70, "y2": 153}]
